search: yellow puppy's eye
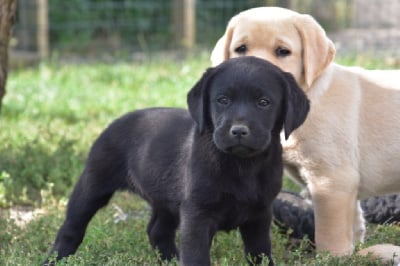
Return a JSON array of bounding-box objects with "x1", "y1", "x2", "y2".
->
[
  {"x1": 234, "y1": 45, "x2": 247, "y2": 54},
  {"x1": 275, "y1": 46, "x2": 291, "y2": 57}
]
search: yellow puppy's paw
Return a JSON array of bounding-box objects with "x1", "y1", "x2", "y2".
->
[{"x1": 358, "y1": 244, "x2": 400, "y2": 266}]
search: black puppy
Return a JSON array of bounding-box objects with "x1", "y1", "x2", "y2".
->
[{"x1": 44, "y1": 57, "x2": 309, "y2": 265}]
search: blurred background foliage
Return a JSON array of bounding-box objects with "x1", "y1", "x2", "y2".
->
[{"x1": 12, "y1": 0, "x2": 400, "y2": 60}]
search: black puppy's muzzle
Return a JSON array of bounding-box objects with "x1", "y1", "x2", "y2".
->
[
  {"x1": 230, "y1": 125, "x2": 250, "y2": 139},
  {"x1": 227, "y1": 124, "x2": 255, "y2": 157},
  {"x1": 214, "y1": 123, "x2": 269, "y2": 158}
]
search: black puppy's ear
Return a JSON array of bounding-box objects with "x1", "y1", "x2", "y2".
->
[
  {"x1": 283, "y1": 72, "x2": 310, "y2": 140},
  {"x1": 187, "y1": 67, "x2": 215, "y2": 134}
]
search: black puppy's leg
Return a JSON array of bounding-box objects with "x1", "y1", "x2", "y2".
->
[
  {"x1": 44, "y1": 171, "x2": 118, "y2": 265},
  {"x1": 239, "y1": 212, "x2": 274, "y2": 266},
  {"x1": 147, "y1": 209, "x2": 179, "y2": 261},
  {"x1": 179, "y1": 204, "x2": 215, "y2": 266}
]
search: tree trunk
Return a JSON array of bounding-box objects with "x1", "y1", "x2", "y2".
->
[{"x1": 0, "y1": 0, "x2": 17, "y2": 113}]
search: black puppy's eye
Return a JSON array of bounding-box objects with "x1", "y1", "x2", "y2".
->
[
  {"x1": 217, "y1": 96, "x2": 230, "y2": 105},
  {"x1": 275, "y1": 46, "x2": 291, "y2": 57},
  {"x1": 258, "y1": 98, "x2": 270, "y2": 108},
  {"x1": 235, "y1": 44, "x2": 247, "y2": 54}
]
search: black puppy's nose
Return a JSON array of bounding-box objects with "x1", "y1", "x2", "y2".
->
[{"x1": 230, "y1": 125, "x2": 250, "y2": 138}]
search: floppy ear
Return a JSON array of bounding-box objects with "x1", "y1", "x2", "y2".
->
[
  {"x1": 282, "y1": 72, "x2": 310, "y2": 140},
  {"x1": 187, "y1": 68, "x2": 215, "y2": 134},
  {"x1": 294, "y1": 14, "x2": 336, "y2": 88},
  {"x1": 210, "y1": 18, "x2": 236, "y2": 66}
]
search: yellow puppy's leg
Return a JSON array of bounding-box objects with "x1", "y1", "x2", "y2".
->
[
  {"x1": 353, "y1": 200, "x2": 366, "y2": 244},
  {"x1": 311, "y1": 189, "x2": 358, "y2": 255}
]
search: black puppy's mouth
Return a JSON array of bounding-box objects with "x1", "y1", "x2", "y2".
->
[{"x1": 225, "y1": 145, "x2": 260, "y2": 158}]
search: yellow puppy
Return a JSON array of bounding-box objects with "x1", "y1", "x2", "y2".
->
[{"x1": 211, "y1": 7, "x2": 400, "y2": 256}]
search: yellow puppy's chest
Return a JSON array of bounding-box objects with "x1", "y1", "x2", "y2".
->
[
  {"x1": 280, "y1": 133, "x2": 309, "y2": 186},
  {"x1": 280, "y1": 128, "x2": 358, "y2": 192}
]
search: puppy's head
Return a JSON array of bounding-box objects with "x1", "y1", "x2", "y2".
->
[
  {"x1": 188, "y1": 57, "x2": 309, "y2": 158},
  {"x1": 210, "y1": 7, "x2": 335, "y2": 89}
]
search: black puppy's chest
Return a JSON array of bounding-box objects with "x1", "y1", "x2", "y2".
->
[
  {"x1": 215, "y1": 194, "x2": 269, "y2": 231},
  {"x1": 191, "y1": 160, "x2": 277, "y2": 230}
]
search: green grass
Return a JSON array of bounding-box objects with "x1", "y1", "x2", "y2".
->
[{"x1": 1, "y1": 53, "x2": 399, "y2": 265}]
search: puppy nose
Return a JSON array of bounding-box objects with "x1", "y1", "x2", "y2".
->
[{"x1": 230, "y1": 125, "x2": 250, "y2": 138}]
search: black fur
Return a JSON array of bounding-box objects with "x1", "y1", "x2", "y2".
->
[
  {"x1": 361, "y1": 194, "x2": 400, "y2": 224},
  {"x1": 273, "y1": 191, "x2": 315, "y2": 242},
  {"x1": 43, "y1": 57, "x2": 310, "y2": 265}
]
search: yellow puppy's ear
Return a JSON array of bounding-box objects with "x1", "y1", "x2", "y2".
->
[
  {"x1": 210, "y1": 20, "x2": 235, "y2": 66},
  {"x1": 294, "y1": 14, "x2": 336, "y2": 88}
]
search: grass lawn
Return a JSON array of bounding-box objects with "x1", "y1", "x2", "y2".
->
[{"x1": 1, "y1": 52, "x2": 399, "y2": 265}]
